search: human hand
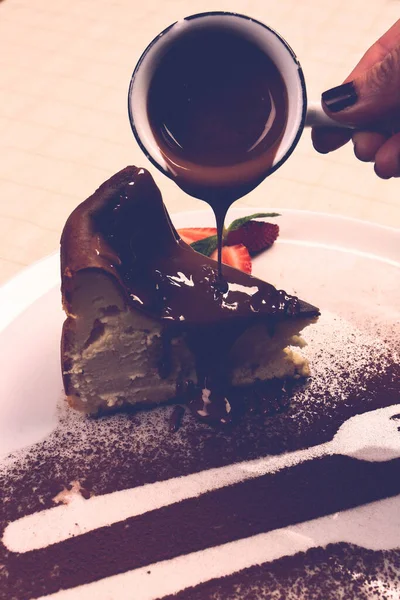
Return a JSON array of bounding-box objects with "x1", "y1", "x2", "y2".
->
[{"x1": 312, "y1": 20, "x2": 400, "y2": 179}]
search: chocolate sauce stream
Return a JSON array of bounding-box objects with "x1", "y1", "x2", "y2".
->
[
  {"x1": 214, "y1": 205, "x2": 226, "y2": 285},
  {"x1": 185, "y1": 320, "x2": 248, "y2": 425},
  {"x1": 212, "y1": 200, "x2": 231, "y2": 290}
]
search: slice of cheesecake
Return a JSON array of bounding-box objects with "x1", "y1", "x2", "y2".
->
[{"x1": 61, "y1": 166, "x2": 319, "y2": 421}]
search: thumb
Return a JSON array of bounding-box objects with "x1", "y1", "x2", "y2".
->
[{"x1": 322, "y1": 45, "x2": 400, "y2": 128}]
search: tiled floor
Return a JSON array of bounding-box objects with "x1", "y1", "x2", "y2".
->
[{"x1": 0, "y1": 0, "x2": 399, "y2": 285}]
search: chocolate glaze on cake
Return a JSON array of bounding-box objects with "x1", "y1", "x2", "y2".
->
[
  {"x1": 61, "y1": 166, "x2": 319, "y2": 423},
  {"x1": 61, "y1": 166, "x2": 317, "y2": 324}
]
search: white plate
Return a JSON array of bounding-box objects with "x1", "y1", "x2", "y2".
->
[{"x1": 0, "y1": 209, "x2": 399, "y2": 600}]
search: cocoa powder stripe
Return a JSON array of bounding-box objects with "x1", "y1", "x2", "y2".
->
[
  {"x1": 162, "y1": 543, "x2": 400, "y2": 600},
  {"x1": 4, "y1": 455, "x2": 400, "y2": 599}
]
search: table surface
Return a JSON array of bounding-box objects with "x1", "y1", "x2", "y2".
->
[{"x1": 0, "y1": 0, "x2": 399, "y2": 286}]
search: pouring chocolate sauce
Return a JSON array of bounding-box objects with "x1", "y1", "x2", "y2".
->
[{"x1": 146, "y1": 26, "x2": 288, "y2": 282}]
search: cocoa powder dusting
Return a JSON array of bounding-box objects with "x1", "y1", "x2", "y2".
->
[{"x1": 0, "y1": 315, "x2": 399, "y2": 599}]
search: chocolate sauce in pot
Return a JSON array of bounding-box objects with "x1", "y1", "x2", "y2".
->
[{"x1": 147, "y1": 28, "x2": 288, "y2": 203}]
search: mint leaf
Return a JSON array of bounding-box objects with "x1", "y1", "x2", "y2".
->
[
  {"x1": 191, "y1": 235, "x2": 218, "y2": 257},
  {"x1": 228, "y1": 212, "x2": 280, "y2": 232}
]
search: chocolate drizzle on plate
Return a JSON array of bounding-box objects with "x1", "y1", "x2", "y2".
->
[{"x1": 169, "y1": 405, "x2": 185, "y2": 432}]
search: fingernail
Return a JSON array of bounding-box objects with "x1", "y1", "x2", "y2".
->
[
  {"x1": 374, "y1": 162, "x2": 391, "y2": 180},
  {"x1": 322, "y1": 81, "x2": 358, "y2": 113}
]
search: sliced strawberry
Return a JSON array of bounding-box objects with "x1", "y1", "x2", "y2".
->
[
  {"x1": 226, "y1": 221, "x2": 279, "y2": 254},
  {"x1": 178, "y1": 227, "x2": 217, "y2": 245},
  {"x1": 211, "y1": 244, "x2": 252, "y2": 274}
]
